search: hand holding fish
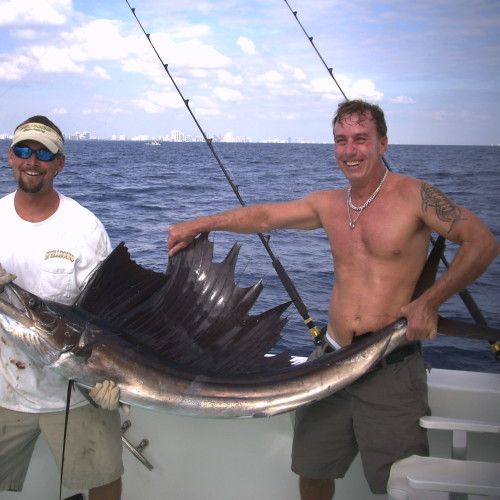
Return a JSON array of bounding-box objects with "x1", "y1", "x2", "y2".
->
[
  {"x1": 400, "y1": 299, "x2": 439, "y2": 341},
  {"x1": 167, "y1": 221, "x2": 201, "y2": 256},
  {"x1": 0, "y1": 264, "x2": 16, "y2": 293},
  {"x1": 89, "y1": 380, "x2": 121, "y2": 411}
]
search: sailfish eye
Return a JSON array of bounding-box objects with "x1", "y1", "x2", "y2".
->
[{"x1": 28, "y1": 298, "x2": 42, "y2": 310}]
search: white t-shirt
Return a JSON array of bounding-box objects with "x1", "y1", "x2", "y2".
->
[{"x1": 0, "y1": 191, "x2": 112, "y2": 412}]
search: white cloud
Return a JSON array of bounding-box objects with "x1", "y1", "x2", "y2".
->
[
  {"x1": 310, "y1": 76, "x2": 383, "y2": 101},
  {"x1": 152, "y1": 34, "x2": 231, "y2": 69},
  {"x1": 0, "y1": 18, "x2": 130, "y2": 82},
  {"x1": 170, "y1": 24, "x2": 212, "y2": 39},
  {"x1": 213, "y1": 87, "x2": 245, "y2": 101},
  {"x1": 92, "y1": 65, "x2": 111, "y2": 80},
  {"x1": 350, "y1": 79, "x2": 383, "y2": 101},
  {"x1": 237, "y1": 36, "x2": 257, "y2": 55},
  {"x1": 132, "y1": 89, "x2": 186, "y2": 113},
  {"x1": 30, "y1": 44, "x2": 85, "y2": 73},
  {"x1": 0, "y1": 13, "x2": 230, "y2": 85},
  {"x1": 63, "y1": 19, "x2": 131, "y2": 62},
  {"x1": 309, "y1": 77, "x2": 343, "y2": 95},
  {"x1": 195, "y1": 106, "x2": 223, "y2": 117},
  {"x1": 8, "y1": 29, "x2": 42, "y2": 41},
  {"x1": 257, "y1": 70, "x2": 284, "y2": 84},
  {"x1": 50, "y1": 108, "x2": 68, "y2": 115},
  {"x1": 391, "y1": 96, "x2": 414, "y2": 104},
  {"x1": 0, "y1": 0, "x2": 73, "y2": 26},
  {"x1": 217, "y1": 70, "x2": 243, "y2": 86},
  {"x1": 82, "y1": 102, "x2": 122, "y2": 115},
  {"x1": 307, "y1": 75, "x2": 383, "y2": 101},
  {"x1": 257, "y1": 112, "x2": 300, "y2": 121},
  {"x1": 0, "y1": 55, "x2": 33, "y2": 81},
  {"x1": 279, "y1": 62, "x2": 307, "y2": 82}
]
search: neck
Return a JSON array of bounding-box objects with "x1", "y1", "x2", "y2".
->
[
  {"x1": 349, "y1": 165, "x2": 387, "y2": 201},
  {"x1": 14, "y1": 189, "x2": 60, "y2": 223}
]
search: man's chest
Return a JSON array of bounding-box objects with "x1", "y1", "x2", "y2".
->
[{"x1": 321, "y1": 199, "x2": 427, "y2": 263}]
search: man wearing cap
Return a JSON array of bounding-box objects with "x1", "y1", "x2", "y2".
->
[{"x1": 0, "y1": 116, "x2": 123, "y2": 499}]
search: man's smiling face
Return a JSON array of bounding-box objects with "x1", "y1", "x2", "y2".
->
[
  {"x1": 333, "y1": 112, "x2": 387, "y2": 184},
  {"x1": 9, "y1": 140, "x2": 65, "y2": 194}
]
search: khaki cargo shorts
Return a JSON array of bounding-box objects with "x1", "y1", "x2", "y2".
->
[{"x1": 0, "y1": 403, "x2": 124, "y2": 491}]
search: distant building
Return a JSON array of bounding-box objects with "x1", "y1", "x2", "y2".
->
[{"x1": 171, "y1": 130, "x2": 185, "y2": 142}]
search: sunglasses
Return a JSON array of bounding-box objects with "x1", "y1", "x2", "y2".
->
[{"x1": 13, "y1": 145, "x2": 58, "y2": 162}]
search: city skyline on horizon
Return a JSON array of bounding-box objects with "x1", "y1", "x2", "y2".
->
[{"x1": 0, "y1": 128, "x2": 322, "y2": 144}]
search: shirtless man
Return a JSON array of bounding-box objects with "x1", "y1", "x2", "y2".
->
[{"x1": 166, "y1": 100, "x2": 499, "y2": 499}]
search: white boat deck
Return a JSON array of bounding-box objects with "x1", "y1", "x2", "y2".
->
[{"x1": 1, "y1": 368, "x2": 499, "y2": 500}]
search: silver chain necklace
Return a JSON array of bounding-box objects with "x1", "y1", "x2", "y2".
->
[{"x1": 346, "y1": 168, "x2": 388, "y2": 229}]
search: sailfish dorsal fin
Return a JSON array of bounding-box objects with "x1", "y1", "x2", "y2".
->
[{"x1": 76, "y1": 233, "x2": 292, "y2": 374}]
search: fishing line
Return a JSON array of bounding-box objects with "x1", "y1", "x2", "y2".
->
[
  {"x1": 283, "y1": 0, "x2": 347, "y2": 101},
  {"x1": 284, "y1": 1, "x2": 497, "y2": 357},
  {"x1": 283, "y1": 0, "x2": 395, "y2": 172},
  {"x1": 125, "y1": 1, "x2": 322, "y2": 344},
  {"x1": 59, "y1": 379, "x2": 75, "y2": 500}
]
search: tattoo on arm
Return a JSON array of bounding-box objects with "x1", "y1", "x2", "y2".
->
[{"x1": 421, "y1": 182, "x2": 466, "y2": 233}]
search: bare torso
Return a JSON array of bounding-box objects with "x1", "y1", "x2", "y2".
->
[{"x1": 308, "y1": 172, "x2": 431, "y2": 346}]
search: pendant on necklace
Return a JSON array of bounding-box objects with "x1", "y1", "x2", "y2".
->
[{"x1": 346, "y1": 168, "x2": 389, "y2": 229}]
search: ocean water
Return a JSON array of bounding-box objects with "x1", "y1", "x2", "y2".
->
[{"x1": 1, "y1": 140, "x2": 499, "y2": 374}]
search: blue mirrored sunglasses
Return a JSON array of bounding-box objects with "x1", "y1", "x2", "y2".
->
[{"x1": 13, "y1": 145, "x2": 58, "y2": 162}]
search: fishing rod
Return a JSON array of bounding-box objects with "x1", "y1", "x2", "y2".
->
[
  {"x1": 284, "y1": 1, "x2": 499, "y2": 358},
  {"x1": 125, "y1": 1, "x2": 323, "y2": 345}
]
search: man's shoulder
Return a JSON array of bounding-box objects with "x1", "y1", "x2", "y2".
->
[
  {"x1": 0, "y1": 191, "x2": 15, "y2": 204},
  {"x1": 58, "y1": 192, "x2": 97, "y2": 216},
  {"x1": 390, "y1": 171, "x2": 421, "y2": 182},
  {"x1": 0, "y1": 191, "x2": 16, "y2": 213},
  {"x1": 305, "y1": 187, "x2": 345, "y2": 208},
  {"x1": 389, "y1": 172, "x2": 427, "y2": 195},
  {"x1": 307, "y1": 187, "x2": 343, "y2": 199},
  {"x1": 57, "y1": 193, "x2": 106, "y2": 228}
]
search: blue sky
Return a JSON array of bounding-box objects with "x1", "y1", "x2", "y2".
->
[{"x1": 0, "y1": 0, "x2": 499, "y2": 144}]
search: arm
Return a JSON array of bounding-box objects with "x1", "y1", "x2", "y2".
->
[
  {"x1": 167, "y1": 196, "x2": 322, "y2": 256},
  {"x1": 402, "y1": 182, "x2": 500, "y2": 341}
]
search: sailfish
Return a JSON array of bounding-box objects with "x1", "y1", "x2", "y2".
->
[{"x1": 0, "y1": 234, "x2": 497, "y2": 418}]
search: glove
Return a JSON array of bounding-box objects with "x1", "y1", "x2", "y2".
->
[
  {"x1": 0, "y1": 264, "x2": 16, "y2": 293},
  {"x1": 89, "y1": 380, "x2": 121, "y2": 411}
]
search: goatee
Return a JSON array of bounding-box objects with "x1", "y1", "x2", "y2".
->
[{"x1": 18, "y1": 178, "x2": 43, "y2": 194}]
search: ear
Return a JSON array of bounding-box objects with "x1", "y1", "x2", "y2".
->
[
  {"x1": 379, "y1": 135, "x2": 388, "y2": 155},
  {"x1": 7, "y1": 148, "x2": 14, "y2": 166},
  {"x1": 56, "y1": 153, "x2": 66, "y2": 173}
]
